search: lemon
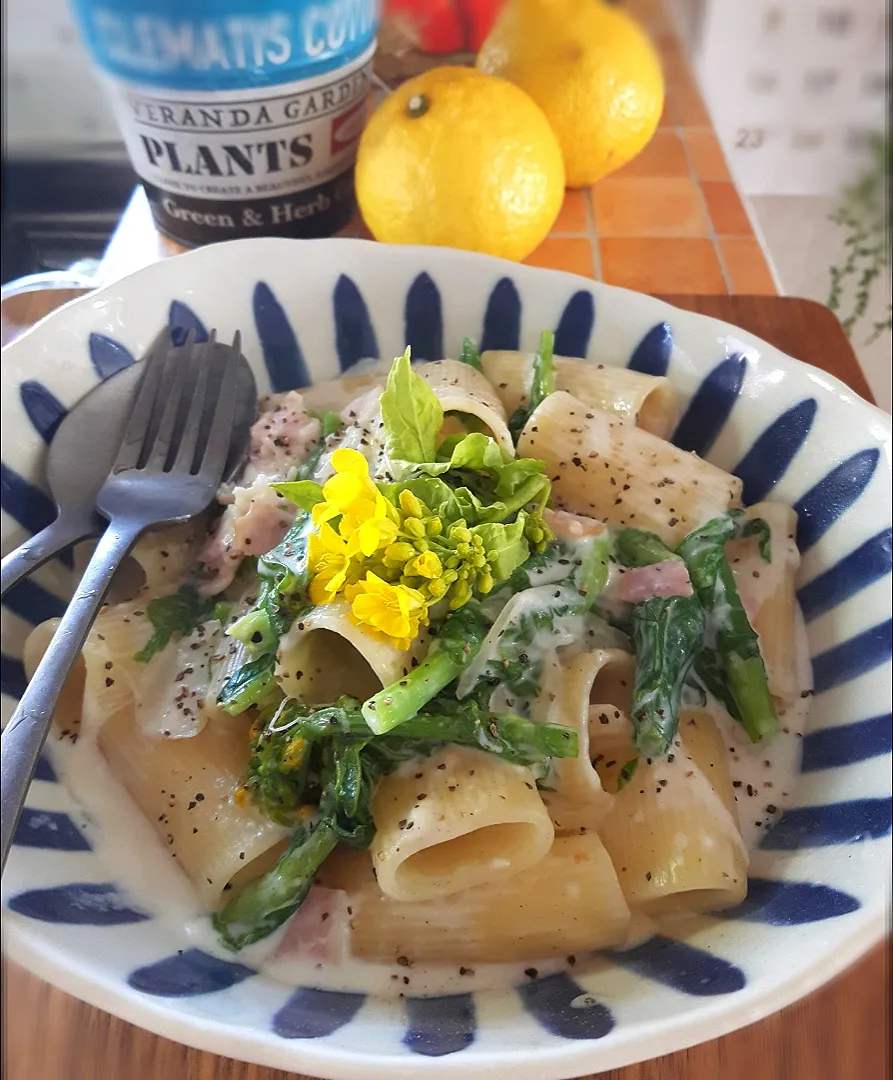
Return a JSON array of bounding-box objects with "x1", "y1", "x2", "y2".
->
[
  {"x1": 477, "y1": 0, "x2": 665, "y2": 187},
  {"x1": 355, "y1": 66, "x2": 565, "y2": 262}
]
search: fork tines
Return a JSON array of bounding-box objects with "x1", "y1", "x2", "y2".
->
[{"x1": 113, "y1": 328, "x2": 241, "y2": 478}]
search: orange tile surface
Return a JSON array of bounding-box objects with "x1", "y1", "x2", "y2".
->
[
  {"x1": 612, "y1": 131, "x2": 689, "y2": 178},
  {"x1": 720, "y1": 238, "x2": 777, "y2": 294},
  {"x1": 592, "y1": 177, "x2": 709, "y2": 237},
  {"x1": 549, "y1": 190, "x2": 588, "y2": 234},
  {"x1": 701, "y1": 181, "x2": 753, "y2": 236},
  {"x1": 524, "y1": 238, "x2": 596, "y2": 278},
  {"x1": 600, "y1": 237, "x2": 727, "y2": 294},
  {"x1": 685, "y1": 131, "x2": 733, "y2": 182}
]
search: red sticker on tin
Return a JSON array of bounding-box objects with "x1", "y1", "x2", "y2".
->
[{"x1": 331, "y1": 99, "x2": 367, "y2": 155}]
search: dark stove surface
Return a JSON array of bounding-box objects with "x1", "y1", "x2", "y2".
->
[{"x1": 2, "y1": 157, "x2": 137, "y2": 285}]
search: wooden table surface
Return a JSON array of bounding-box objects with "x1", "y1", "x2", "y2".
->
[{"x1": 2, "y1": 287, "x2": 888, "y2": 1080}]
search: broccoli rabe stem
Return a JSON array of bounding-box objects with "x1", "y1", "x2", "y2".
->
[
  {"x1": 574, "y1": 531, "x2": 613, "y2": 605},
  {"x1": 677, "y1": 514, "x2": 780, "y2": 744},
  {"x1": 361, "y1": 605, "x2": 489, "y2": 733},
  {"x1": 273, "y1": 696, "x2": 579, "y2": 763},
  {"x1": 214, "y1": 817, "x2": 337, "y2": 951},
  {"x1": 363, "y1": 647, "x2": 468, "y2": 734}
]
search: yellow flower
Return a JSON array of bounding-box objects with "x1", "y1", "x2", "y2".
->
[
  {"x1": 308, "y1": 523, "x2": 352, "y2": 605},
  {"x1": 312, "y1": 448, "x2": 379, "y2": 527},
  {"x1": 342, "y1": 493, "x2": 400, "y2": 557},
  {"x1": 410, "y1": 551, "x2": 443, "y2": 579},
  {"x1": 345, "y1": 572, "x2": 428, "y2": 650}
]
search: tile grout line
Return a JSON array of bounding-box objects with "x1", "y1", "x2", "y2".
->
[{"x1": 582, "y1": 188, "x2": 603, "y2": 281}]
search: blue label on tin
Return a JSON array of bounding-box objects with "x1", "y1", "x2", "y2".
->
[{"x1": 71, "y1": 0, "x2": 379, "y2": 90}]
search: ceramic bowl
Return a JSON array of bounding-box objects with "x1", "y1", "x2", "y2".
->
[{"x1": 1, "y1": 239, "x2": 890, "y2": 1080}]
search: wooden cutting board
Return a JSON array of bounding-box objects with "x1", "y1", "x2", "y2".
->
[{"x1": 1, "y1": 292, "x2": 888, "y2": 1080}]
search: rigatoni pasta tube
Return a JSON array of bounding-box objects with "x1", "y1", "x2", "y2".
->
[
  {"x1": 73, "y1": 614, "x2": 292, "y2": 907},
  {"x1": 597, "y1": 710, "x2": 747, "y2": 916},
  {"x1": 96, "y1": 709, "x2": 291, "y2": 907},
  {"x1": 416, "y1": 359, "x2": 515, "y2": 454},
  {"x1": 537, "y1": 648, "x2": 633, "y2": 834},
  {"x1": 322, "y1": 833, "x2": 631, "y2": 963},
  {"x1": 369, "y1": 745, "x2": 554, "y2": 901},
  {"x1": 519, "y1": 391, "x2": 742, "y2": 546},
  {"x1": 728, "y1": 501, "x2": 802, "y2": 707},
  {"x1": 482, "y1": 351, "x2": 679, "y2": 438},
  {"x1": 276, "y1": 601, "x2": 428, "y2": 703}
]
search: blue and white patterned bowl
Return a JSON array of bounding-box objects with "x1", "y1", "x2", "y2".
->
[{"x1": 1, "y1": 238, "x2": 890, "y2": 1080}]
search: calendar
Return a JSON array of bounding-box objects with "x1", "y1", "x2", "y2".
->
[{"x1": 669, "y1": 0, "x2": 888, "y2": 196}]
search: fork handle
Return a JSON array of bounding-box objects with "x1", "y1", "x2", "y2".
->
[
  {"x1": 0, "y1": 518, "x2": 145, "y2": 872},
  {"x1": 1, "y1": 513, "x2": 100, "y2": 598}
]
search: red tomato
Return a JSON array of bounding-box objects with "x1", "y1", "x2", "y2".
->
[{"x1": 383, "y1": 0, "x2": 504, "y2": 54}]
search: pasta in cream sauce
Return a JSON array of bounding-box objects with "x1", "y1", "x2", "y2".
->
[{"x1": 25, "y1": 334, "x2": 812, "y2": 996}]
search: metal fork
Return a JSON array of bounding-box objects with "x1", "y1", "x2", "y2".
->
[{"x1": 1, "y1": 330, "x2": 243, "y2": 870}]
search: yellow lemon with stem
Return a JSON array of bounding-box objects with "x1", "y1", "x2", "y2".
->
[
  {"x1": 477, "y1": 0, "x2": 665, "y2": 187},
  {"x1": 355, "y1": 66, "x2": 565, "y2": 262}
]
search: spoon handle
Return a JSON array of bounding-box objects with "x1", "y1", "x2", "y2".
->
[
  {"x1": 0, "y1": 514, "x2": 99, "y2": 598},
  {"x1": 0, "y1": 518, "x2": 144, "y2": 872}
]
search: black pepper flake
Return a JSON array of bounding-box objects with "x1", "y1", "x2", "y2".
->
[
  {"x1": 524, "y1": 968, "x2": 539, "y2": 979},
  {"x1": 567, "y1": 955, "x2": 576, "y2": 966},
  {"x1": 766, "y1": 804, "x2": 778, "y2": 814},
  {"x1": 437, "y1": 763, "x2": 447, "y2": 770},
  {"x1": 459, "y1": 966, "x2": 474, "y2": 976},
  {"x1": 397, "y1": 956, "x2": 410, "y2": 967},
  {"x1": 645, "y1": 871, "x2": 652, "y2": 881}
]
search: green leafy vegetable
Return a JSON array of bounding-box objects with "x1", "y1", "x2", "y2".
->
[
  {"x1": 457, "y1": 584, "x2": 590, "y2": 704},
  {"x1": 677, "y1": 512, "x2": 779, "y2": 744},
  {"x1": 270, "y1": 480, "x2": 324, "y2": 512},
  {"x1": 217, "y1": 653, "x2": 279, "y2": 716},
  {"x1": 616, "y1": 528, "x2": 683, "y2": 568},
  {"x1": 629, "y1": 594, "x2": 705, "y2": 757},
  {"x1": 311, "y1": 410, "x2": 345, "y2": 438},
  {"x1": 241, "y1": 704, "x2": 312, "y2": 824},
  {"x1": 529, "y1": 329, "x2": 556, "y2": 411},
  {"x1": 380, "y1": 347, "x2": 443, "y2": 464},
  {"x1": 470, "y1": 515, "x2": 532, "y2": 582},
  {"x1": 134, "y1": 585, "x2": 228, "y2": 663},
  {"x1": 508, "y1": 330, "x2": 556, "y2": 441},
  {"x1": 459, "y1": 337, "x2": 483, "y2": 371},
  {"x1": 268, "y1": 694, "x2": 579, "y2": 768}
]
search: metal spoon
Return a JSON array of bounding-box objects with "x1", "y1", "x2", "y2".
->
[{"x1": 0, "y1": 330, "x2": 257, "y2": 597}]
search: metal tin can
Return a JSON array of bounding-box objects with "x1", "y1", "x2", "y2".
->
[{"x1": 71, "y1": 0, "x2": 379, "y2": 246}]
